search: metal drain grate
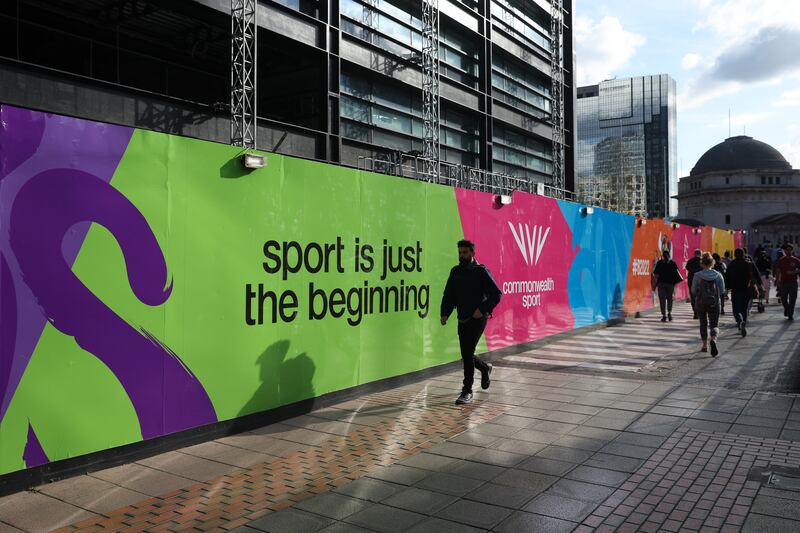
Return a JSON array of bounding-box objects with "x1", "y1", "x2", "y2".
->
[{"x1": 748, "y1": 465, "x2": 800, "y2": 492}]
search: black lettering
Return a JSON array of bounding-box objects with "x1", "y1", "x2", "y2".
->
[
  {"x1": 417, "y1": 285, "x2": 430, "y2": 318},
  {"x1": 380, "y1": 239, "x2": 388, "y2": 280},
  {"x1": 361, "y1": 244, "x2": 375, "y2": 273},
  {"x1": 279, "y1": 290, "x2": 298, "y2": 322},
  {"x1": 329, "y1": 288, "x2": 346, "y2": 318},
  {"x1": 262, "y1": 240, "x2": 280, "y2": 274},
  {"x1": 416, "y1": 241, "x2": 423, "y2": 272},
  {"x1": 258, "y1": 284, "x2": 278, "y2": 324},
  {"x1": 245, "y1": 283, "x2": 257, "y2": 325},
  {"x1": 403, "y1": 246, "x2": 416, "y2": 272},
  {"x1": 385, "y1": 285, "x2": 399, "y2": 312},
  {"x1": 346, "y1": 286, "x2": 364, "y2": 326},
  {"x1": 336, "y1": 236, "x2": 345, "y2": 273},
  {"x1": 283, "y1": 241, "x2": 303, "y2": 280},
  {"x1": 308, "y1": 282, "x2": 327, "y2": 320},
  {"x1": 304, "y1": 242, "x2": 324, "y2": 273}
]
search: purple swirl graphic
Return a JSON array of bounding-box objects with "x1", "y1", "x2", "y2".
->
[
  {"x1": 23, "y1": 421, "x2": 49, "y2": 468},
  {"x1": 0, "y1": 255, "x2": 15, "y2": 405},
  {"x1": 9, "y1": 169, "x2": 217, "y2": 439}
]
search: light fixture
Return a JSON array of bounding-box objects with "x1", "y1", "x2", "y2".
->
[
  {"x1": 494, "y1": 194, "x2": 512, "y2": 206},
  {"x1": 637, "y1": 217, "x2": 647, "y2": 227},
  {"x1": 693, "y1": 227, "x2": 702, "y2": 234},
  {"x1": 672, "y1": 223, "x2": 680, "y2": 229},
  {"x1": 580, "y1": 206, "x2": 594, "y2": 215},
  {"x1": 241, "y1": 153, "x2": 266, "y2": 169}
]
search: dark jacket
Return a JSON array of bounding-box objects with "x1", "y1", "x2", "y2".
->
[
  {"x1": 725, "y1": 258, "x2": 754, "y2": 292},
  {"x1": 755, "y1": 257, "x2": 772, "y2": 275},
  {"x1": 685, "y1": 257, "x2": 702, "y2": 285},
  {"x1": 653, "y1": 259, "x2": 682, "y2": 285},
  {"x1": 440, "y1": 260, "x2": 502, "y2": 322}
]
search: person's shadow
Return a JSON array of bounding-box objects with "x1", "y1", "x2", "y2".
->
[
  {"x1": 238, "y1": 340, "x2": 316, "y2": 420},
  {"x1": 611, "y1": 284, "x2": 624, "y2": 319}
]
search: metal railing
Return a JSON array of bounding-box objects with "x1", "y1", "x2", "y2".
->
[{"x1": 357, "y1": 154, "x2": 576, "y2": 201}]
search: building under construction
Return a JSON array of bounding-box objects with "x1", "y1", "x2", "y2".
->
[
  {"x1": 0, "y1": 0, "x2": 576, "y2": 194},
  {"x1": 575, "y1": 75, "x2": 677, "y2": 218}
]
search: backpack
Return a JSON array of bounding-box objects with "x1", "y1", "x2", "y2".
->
[{"x1": 699, "y1": 278, "x2": 720, "y2": 309}]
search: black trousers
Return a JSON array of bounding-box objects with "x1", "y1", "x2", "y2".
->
[
  {"x1": 697, "y1": 303, "x2": 720, "y2": 341},
  {"x1": 781, "y1": 282, "x2": 798, "y2": 318},
  {"x1": 458, "y1": 316, "x2": 489, "y2": 393},
  {"x1": 657, "y1": 283, "x2": 675, "y2": 316}
]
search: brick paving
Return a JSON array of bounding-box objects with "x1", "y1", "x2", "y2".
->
[
  {"x1": 50, "y1": 389, "x2": 508, "y2": 533},
  {"x1": 2, "y1": 302, "x2": 800, "y2": 532},
  {"x1": 580, "y1": 427, "x2": 800, "y2": 532}
]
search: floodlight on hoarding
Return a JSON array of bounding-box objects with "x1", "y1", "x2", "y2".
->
[{"x1": 241, "y1": 153, "x2": 266, "y2": 169}]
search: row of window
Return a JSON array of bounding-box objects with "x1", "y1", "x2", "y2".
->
[
  {"x1": 691, "y1": 175, "x2": 788, "y2": 190},
  {"x1": 490, "y1": 0, "x2": 550, "y2": 52},
  {"x1": 341, "y1": 0, "x2": 480, "y2": 88},
  {"x1": 340, "y1": 70, "x2": 552, "y2": 177}
]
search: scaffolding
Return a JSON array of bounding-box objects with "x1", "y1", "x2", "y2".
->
[
  {"x1": 231, "y1": 0, "x2": 257, "y2": 148},
  {"x1": 550, "y1": 0, "x2": 565, "y2": 195},
  {"x1": 357, "y1": 155, "x2": 576, "y2": 201},
  {"x1": 421, "y1": 0, "x2": 440, "y2": 181}
]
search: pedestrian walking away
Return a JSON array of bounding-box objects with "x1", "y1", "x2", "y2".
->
[
  {"x1": 775, "y1": 248, "x2": 787, "y2": 307},
  {"x1": 725, "y1": 248, "x2": 755, "y2": 337},
  {"x1": 712, "y1": 252, "x2": 727, "y2": 314},
  {"x1": 440, "y1": 239, "x2": 502, "y2": 405},
  {"x1": 745, "y1": 254, "x2": 765, "y2": 314},
  {"x1": 774, "y1": 243, "x2": 800, "y2": 321},
  {"x1": 692, "y1": 252, "x2": 725, "y2": 357},
  {"x1": 755, "y1": 251, "x2": 773, "y2": 304},
  {"x1": 722, "y1": 250, "x2": 732, "y2": 267},
  {"x1": 653, "y1": 250, "x2": 683, "y2": 321},
  {"x1": 685, "y1": 249, "x2": 703, "y2": 319}
]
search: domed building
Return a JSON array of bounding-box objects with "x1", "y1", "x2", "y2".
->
[{"x1": 675, "y1": 136, "x2": 800, "y2": 249}]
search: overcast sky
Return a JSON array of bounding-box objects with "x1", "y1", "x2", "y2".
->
[{"x1": 573, "y1": 0, "x2": 800, "y2": 175}]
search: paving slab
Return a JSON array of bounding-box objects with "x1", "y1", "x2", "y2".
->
[
  {"x1": 36, "y1": 474, "x2": 148, "y2": 515},
  {"x1": 344, "y1": 503, "x2": 426, "y2": 533},
  {"x1": 0, "y1": 491, "x2": 96, "y2": 532},
  {"x1": 248, "y1": 508, "x2": 334, "y2": 533},
  {"x1": 88, "y1": 462, "x2": 196, "y2": 496}
]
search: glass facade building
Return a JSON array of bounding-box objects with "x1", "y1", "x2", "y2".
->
[
  {"x1": 576, "y1": 75, "x2": 677, "y2": 217},
  {"x1": 0, "y1": 0, "x2": 576, "y2": 191}
]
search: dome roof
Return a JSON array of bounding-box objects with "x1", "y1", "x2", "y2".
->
[{"x1": 690, "y1": 136, "x2": 791, "y2": 176}]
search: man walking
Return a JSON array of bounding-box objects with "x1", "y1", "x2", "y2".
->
[
  {"x1": 440, "y1": 239, "x2": 502, "y2": 405},
  {"x1": 775, "y1": 244, "x2": 800, "y2": 320},
  {"x1": 685, "y1": 249, "x2": 703, "y2": 319},
  {"x1": 653, "y1": 250, "x2": 682, "y2": 322},
  {"x1": 725, "y1": 248, "x2": 754, "y2": 337}
]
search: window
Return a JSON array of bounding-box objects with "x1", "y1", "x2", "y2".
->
[
  {"x1": 761, "y1": 176, "x2": 766, "y2": 185},
  {"x1": 725, "y1": 214, "x2": 731, "y2": 225},
  {"x1": 776, "y1": 176, "x2": 781, "y2": 184},
  {"x1": 725, "y1": 177, "x2": 729, "y2": 184},
  {"x1": 769, "y1": 176, "x2": 774, "y2": 184}
]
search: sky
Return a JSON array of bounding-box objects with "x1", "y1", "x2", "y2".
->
[{"x1": 573, "y1": 0, "x2": 800, "y2": 176}]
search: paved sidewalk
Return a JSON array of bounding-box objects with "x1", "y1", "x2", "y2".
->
[{"x1": 1, "y1": 302, "x2": 799, "y2": 532}]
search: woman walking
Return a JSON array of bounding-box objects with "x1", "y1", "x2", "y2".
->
[{"x1": 692, "y1": 253, "x2": 726, "y2": 356}]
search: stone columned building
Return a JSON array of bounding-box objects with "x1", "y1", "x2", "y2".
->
[{"x1": 675, "y1": 136, "x2": 800, "y2": 249}]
